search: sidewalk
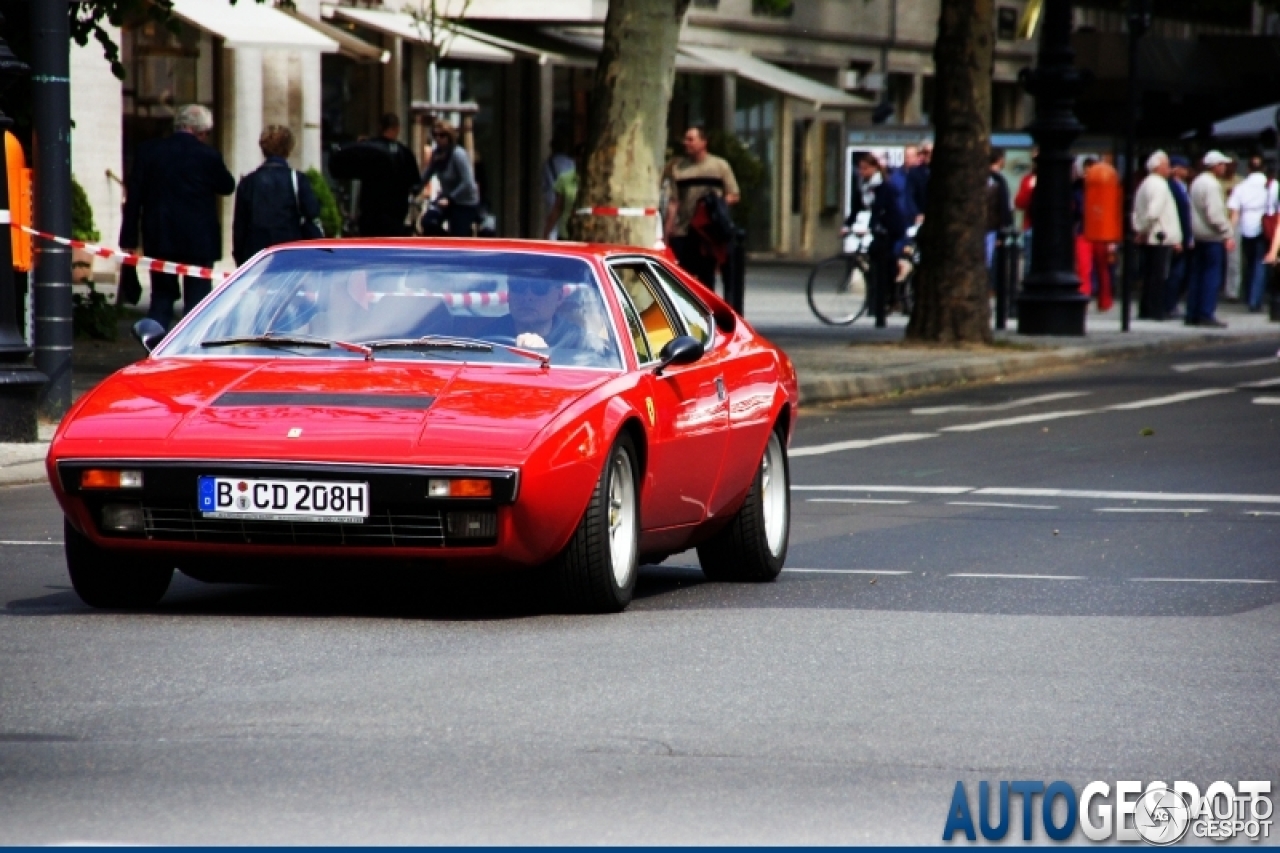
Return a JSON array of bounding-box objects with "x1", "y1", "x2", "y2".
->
[{"x1": 2, "y1": 267, "x2": 1278, "y2": 486}]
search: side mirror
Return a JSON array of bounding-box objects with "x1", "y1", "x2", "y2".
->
[
  {"x1": 132, "y1": 318, "x2": 166, "y2": 353},
  {"x1": 654, "y1": 335, "x2": 704, "y2": 376}
]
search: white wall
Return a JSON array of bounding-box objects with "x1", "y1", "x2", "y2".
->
[{"x1": 69, "y1": 25, "x2": 124, "y2": 275}]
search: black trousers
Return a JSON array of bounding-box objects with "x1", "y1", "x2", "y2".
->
[
  {"x1": 671, "y1": 234, "x2": 719, "y2": 290},
  {"x1": 1138, "y1": 244, "x2": 1172, "y2": 320},
  {"x1": 147, "y1": 270, "x2": 213, "y2": 329}
]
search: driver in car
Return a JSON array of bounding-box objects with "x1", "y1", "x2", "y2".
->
[{"x1": 492, "y1": 277, "x2": 586, "y2": 351}]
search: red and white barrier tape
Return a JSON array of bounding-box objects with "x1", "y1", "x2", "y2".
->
[
  {"x1": 15, "y1": 224, "x2": 229, "y2": 280},
  {"x1": 574, "y1": 206, "x2": 659, "y2": 217}
]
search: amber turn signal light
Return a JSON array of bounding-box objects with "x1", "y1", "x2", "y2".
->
[
  {"x1": 427, "y1": 478, "x2": 492, "y2": 498},
  {"x1": 81, "y1": 469, "x2": 143, "y2": 489}
]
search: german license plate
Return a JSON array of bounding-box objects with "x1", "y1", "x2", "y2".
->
[{"x1": 197, "y1": 476, "x2": 369, "y2": 523}]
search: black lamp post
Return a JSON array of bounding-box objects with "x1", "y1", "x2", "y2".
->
[
  {"x1": 1119, "y1": 0, "x2": 1151, "y2": 332},
  {"x1": 1017, "y1": 0, "x2": 1090, "y2": 336},
  {"x1": 0, "y1": 14, "x2": 46, "y2": 442}
]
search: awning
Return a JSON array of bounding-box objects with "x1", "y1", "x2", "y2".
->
[
  {"x1": 678, "y1": 45, "x2": 871, "y2": 110},
  {"x1": 168, "y1": 0, "x2": 338, "y2": 51},
  {"x1": 281, "y1": 9, "x2": 389, "y2": 64},
  {"x1": 326, "y1": 6, "x2": 515, "y2": 64},
  {"x1": 1207, "y1": 102, "x2": 1280, "y2": 141},
  {"x1": 541, "y1": 28, "x2": 711, "y2": 72}
]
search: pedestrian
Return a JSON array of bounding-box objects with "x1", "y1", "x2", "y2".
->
[
  {"x1": 1227, "y1": 155, "x2": 1272, "y2": 311},
  {"x1": 1131, "y1": 150, "x2": 1181, "y2": 320},
  {"x1": 1164, "y1": 155, "x2": 1194, "y2": 318},
  {"x1": 328, "y1": 112, "x2": 420, "y2": 237},
  {"x1": 1014, "y1": 147, "x2": 1037, "y2": 269},
  {"x1": 544, "y1": 146, "x2": 581, "y2": 240},
  {"x1": 1187, "y1": 150, "x2": 1235, "y2": 327},
  {"x1": 844, "y1": 153, "x2": 906, "y2": 312},
  {"x1": 420, "y1": 119, "x2": 482, "y2": 238},
  {"x1": 985, "y1": 147, "x2": 1013, "y2": 277},
  {"x1": 232, "y1": 126, "x2": 322, "y2": 266},
  {"x1": 118, "y1": 104, "x2": 235, "y2": 329},
  {"x1": 663, "y1": 125, "x2": 740, "y2": 289},
  {"x1": 906, "y1": 140, "x2": 931, "y2": 225},
  {"x1": 542, "y1": 135, "x2": 575, "y2": 239},
  {"x1": 891, "y1": 145, "x2": 920, "y2": 224}
]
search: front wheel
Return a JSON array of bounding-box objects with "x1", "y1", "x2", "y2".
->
[
  {"x1": 697, "y1": 428, "x2": 790, "y2": 581},
  {"x1": 807, "y1": 255, "x2": 870, "y2": 326},
  {"x1": 64, "y1": 519, "x2": 173, "y2": 609},
  {"x1": 552, "y1": 435, "x2": 640, "y2": 613}
]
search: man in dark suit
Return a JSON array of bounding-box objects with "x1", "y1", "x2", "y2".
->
[
  {"x1": 120, "y1": 104, "x2": 236, "y2": 328},
  {"x1": 328, "y1": 113, "x2": 421, "y2": 237}
]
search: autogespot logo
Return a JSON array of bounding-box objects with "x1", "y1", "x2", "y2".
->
[{"x1": 942, "y1": 780, "x2": 1273, "y2": 844}]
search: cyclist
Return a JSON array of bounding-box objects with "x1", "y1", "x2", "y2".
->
[{"x1": 843, "y1": 153, "x2": 907, "y2": 318}]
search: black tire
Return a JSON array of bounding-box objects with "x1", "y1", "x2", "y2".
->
[
  {"x1": 807, "y1": 255, "x2": 870, "y2": 326},
  {"x1": 64, "y1": 518, "x2": 173, "y2": 609},
  {"x1": 697, "y1": 428, "x2": 790, "y2": 582},
  {"x1": 553, "y1": 434, "x2": 640, "y2": 613}
]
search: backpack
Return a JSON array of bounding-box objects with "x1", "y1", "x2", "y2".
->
[{"x1": 679, "y1": 176, "x2": 735, "y2": 244}]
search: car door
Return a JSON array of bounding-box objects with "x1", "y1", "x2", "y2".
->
[{"x1": 609, "y1": 259, "x2": 728, "y2": 529}]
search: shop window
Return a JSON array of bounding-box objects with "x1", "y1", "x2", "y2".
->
[
  {"x1": 997, "y1": 7, "x2": 1018, "y2": 40},
  {"x1": 734, "y1": 81, "x2": 777, "y2": 252},
  {"x1": 821, "y1": 122, "x2": 841, "y2": 214}
]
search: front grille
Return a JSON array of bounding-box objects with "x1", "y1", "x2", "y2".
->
[{"x1": 141, "y1": 504, "x2": 446, "y2": 547}]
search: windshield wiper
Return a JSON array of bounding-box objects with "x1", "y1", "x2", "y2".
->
[
  {"x1": 367, "y1": 335, "x2": 550, "y2": 368},
  {"x1": 201, "y1": 333, "x2": 373, "y2": 359}
]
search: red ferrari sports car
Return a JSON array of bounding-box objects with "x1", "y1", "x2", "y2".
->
[{"x1": 47, "y1": 239, "x2": 798, "y2": 613}]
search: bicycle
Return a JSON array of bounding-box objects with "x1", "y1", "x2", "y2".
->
[{"x1": 807, "y1": 215, "x2": 874, "y2": 326}]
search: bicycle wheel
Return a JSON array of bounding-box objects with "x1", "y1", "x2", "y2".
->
[{"x1": 807, "y1": 255, "x2": 870, "y2": 326}]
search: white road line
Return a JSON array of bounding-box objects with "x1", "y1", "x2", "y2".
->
[
  {"x1": 911, "y1": 391, "x2": 1091, "y2": 416},
  {"x1": 939, "y1": 410, "x2": 1094, "y2": 432},
  {"x1": 785, "y1": 568, "x2": 913, "y2": 575},
  {"x1": 948, "y1": 573, "x2": 1085, "y2": 580},
  {"x1": 1173, "y1": 357, "x2": 1278, "y2": 373},
  {"x1": 1253, "y1": 396, "x2": 1280, "y2": 405},
  {"x1": 1245, "y1": 511, "x2": 1280, "y2": 516},
  {"x1": 1105, "y1": 388, "x2": 1235, "y2": 410},
  {"x1": 947, "y1": 501, "x2": 1058, "y2": 510},
  {"x1": 1130, "y1": 577, "x2": 1277, "y2": 584},
  {"x1": 973, "y1": 487, "x2": 1280, "y2": 505},
  {"x1": 793, "y1": 485, "x2": 974, "y2": 495},
  {"x1": 789, "y1": 432, "x2": 938, "y2": 458},
  {"x1": 807, "y1": 498, "x2": 914, "y2": 505},
  {"x1": 1238, "y1": 377, "x2": 1280, "y2": 388},
  {"x1": 1095, "y1": 507, "x2": 1209, "y2": 514},
  {"x1": 0, "y1": 540, "x2": 62, "y2": 546}
]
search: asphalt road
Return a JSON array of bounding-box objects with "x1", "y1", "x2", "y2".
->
[{"x1": 1, "y1": 340, "x2": 1277, "y2": 844}]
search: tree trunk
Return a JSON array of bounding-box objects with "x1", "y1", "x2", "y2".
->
[
  {"x1": 906, "y1": 0, "x2": 994, "y2": 344},
  {"x1": 569, "y1": 0, "x2": 691, "y2": 246}
]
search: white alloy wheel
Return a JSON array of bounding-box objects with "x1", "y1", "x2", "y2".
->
[
  {"x1": 760, "y1": 430, "x2": 788, "y2": 558},
  {"x1": 608, "y1": 450, "x2": 638, "y2": 587}
]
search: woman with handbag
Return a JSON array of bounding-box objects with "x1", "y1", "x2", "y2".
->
[
  {"x1": 419, "y1": 120, "x2": 481, "y2": 238},
  {"x1": 232, "y1": 126, "x2": 323, "y2": 266}
]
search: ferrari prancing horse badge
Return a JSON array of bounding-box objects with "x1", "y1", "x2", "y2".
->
[{"x1": 645, "y1": 397, "x2": 655, "y2": 426}]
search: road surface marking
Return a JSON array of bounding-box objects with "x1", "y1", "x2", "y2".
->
[
  {"x1": 1129, "y1": 577, "x2": 1276, "y2": 584},
  {"x1": 939, "y1": 410, "x2": 1094, "y2": 432},
  {"x1": 948, "y1": 573, "x2": 1085, "y2": 580},
  {"x1": 1245, "y1": 511, "x2": 1280, "y2": 516},
  {"x1": 1252, "y1": 396, "x2": 1280, "y2": 405},
  {"x1": 790, "y1": 433, "x2": 938, "y2": 458},
  {"x1": 784, "y1": 568, "x2": 913, "y2": 575},
  {"x1": 974, "y1": 487, "x2": 1280, "y2": 505},
  {"x1": 1238, "y1": 376, "x2": 1280, "y2": 388},
  {"x1": 1105, "y1": 388, "x2": 1235, "y2": 410},
  {"x1": 0, "y1": 540, "x2": 62, "y2": 546},
  {"x1": 792, "y1": 485, "x2": 974, "y2": 494},
  {"x1": 1173, "y1": 357, "x2": 1278, "y2": 373},
  {"x1": 911, "y1": 391, "x2": 1091, "y2": 416},
  {"x1": 1094, "y1": 507, "x2": 1209, "y2": 514},
  {"x1": 807, "y1": 498, "x2": 914, "y2": 505},
  {"x1": 947, "y1": 501, "x2": 1058, "y2": 510}
]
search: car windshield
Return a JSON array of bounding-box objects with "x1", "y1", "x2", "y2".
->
[{"x1": 157, "y1": 247, "x2": 622, "y2": 369}]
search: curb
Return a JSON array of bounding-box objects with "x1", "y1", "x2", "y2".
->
[{"x1": 797, "y1": 331, "x2": 1280, "y2": 406}]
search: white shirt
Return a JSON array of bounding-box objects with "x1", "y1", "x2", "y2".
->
[
  {"x1": 1227, "y1": 172, "x2": 1270, "y2": 238},
  {"x1": 1131, "y1": 174, "x2": 1181, "y2": 246}
]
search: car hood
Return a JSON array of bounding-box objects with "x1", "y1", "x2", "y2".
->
[{"x1": 59, "y1": 358, "x2": 611, "y2": 459}]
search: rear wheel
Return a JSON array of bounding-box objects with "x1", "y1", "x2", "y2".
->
[
  {"x1": 697, "y1": 428, "x2": 789, "y2": 582},
  {"x1": 64, "y1": 519, "x2": 173, "y2": 609},
  {"x1": 807, "y1": 255, "x2": 869, "y2": 326},
  {"x1": 553, "y1": 435, "x2": 640, "y2": 613}
]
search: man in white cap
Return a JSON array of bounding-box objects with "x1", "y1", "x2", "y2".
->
[{"x1": 1187, "y1": 150, "x2": 1234, "y2": 327}]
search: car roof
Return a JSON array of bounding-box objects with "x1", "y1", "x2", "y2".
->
[{"x1": 269, "y1": 237, "x2": 668, "y2": 262}]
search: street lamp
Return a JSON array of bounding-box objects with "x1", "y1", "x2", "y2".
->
[
  {"x1": 1017, "y1": 0, "x2": 1090, "y2": 336},
  {"x1": 1119, "y1": 0, "x2": 1152, "y2": 332},
  {"x1": 0, "y1": 13, "x2": 46, "y2": 442}
]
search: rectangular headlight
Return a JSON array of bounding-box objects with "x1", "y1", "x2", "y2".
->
[
  {"x1": 446, "y1": 511, "x2": 497, "y2": 540},
  {"x1": 81, "y1": 469, "x2": 143, "y2": 489},
  {"x1": 102, "y1": 503, "x2": 145, "y2": 532},
  {"x1": 428, "y1": 478, "x2": 493, "y2": 498}
]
